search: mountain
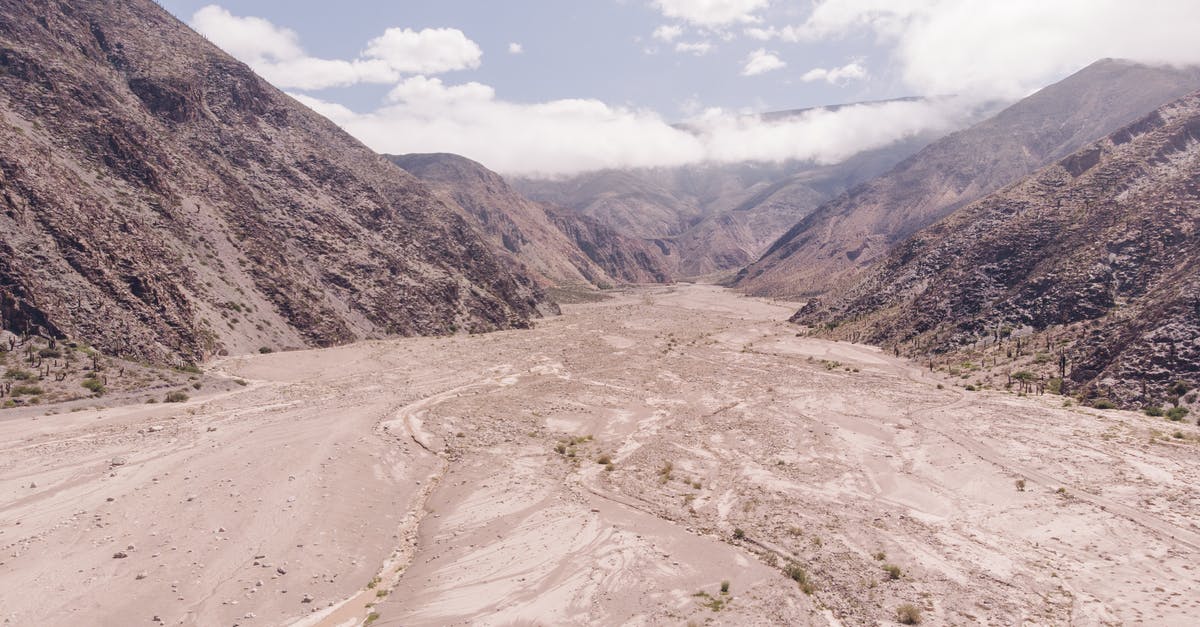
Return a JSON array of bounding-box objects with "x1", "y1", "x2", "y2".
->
[
  {"x1": 513, "y1": 115, "x2": 948, "y2": 278},
  {"x1": 0, "y1": 0, "x2": 551, "y2": 365},
  {"x1": 735, "y1": 59, "x2": 1200, "y2": 297},
  {"x1": 388, "y1": 153, "x2": 672, "y2": 287},
  {"x1": 793, "y1": 89, "x2": 1200, "y2": 408}
]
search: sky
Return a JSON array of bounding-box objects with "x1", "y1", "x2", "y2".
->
[{"x1": 160, "y1": 0, "x2": 1200, "y2": 177}]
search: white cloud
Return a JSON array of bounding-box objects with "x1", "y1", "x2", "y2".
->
[
  {"x1": 741, "y1": 49, "x2": 786, "y2": 76},
  {"x1": 675, "y1": 41, "x2": 715, "y2": 55},
  {"x1": 293, "y1": 79, "x2": 968, "y2": 177},
  {"x1": 190, "y1": 5, "x2": 481, "y2": 90},
  {"x1": 508, "y1": 42, "x2": 524, "y2": 54},
  {"x1": 800, "y1": 60, "x2": 869, "y2": 84},
  {"x1": 651, "y1": 0, "x2": 770, "y2": 26},
  {"x1": 773, "y1": 0, "x2": 1200, "y2": 98},
  {"x1": 653, "y1": 25, "x2": 684, "y2": 42}
]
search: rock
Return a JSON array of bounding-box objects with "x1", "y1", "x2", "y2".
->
[
  {"x1": 113, "y1": 552, "x2": 128, "y2": 559},
  {"x1": 110, "y1": 457, "x2": 127, "y2": 467},
  {"x1": 136, "y1": 571, "x2": 147, "y2": 580},
  {"x1": 148, "y1": 425, "x2": 164, "y2": 432},
  {"x1": 301, "y1": 593, "x2": 313, "y2": 603},
  {"x1": 276, "y1": 567, "x2": 287, "y2": 575},
  {"x1": 28, "y1": 482, "x2": 36, "y2": 489}
]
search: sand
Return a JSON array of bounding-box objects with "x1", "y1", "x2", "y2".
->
[{"x1": 3, "y1": 284, "x2": 1199, "y2": 626}]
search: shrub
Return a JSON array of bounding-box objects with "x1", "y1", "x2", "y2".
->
[
  {"x1": 964, "y1": 385, "x2": 976, "y2": 392},
  {"x1": 1091, "y1": 399, "x2": 1117, "y2": 410},
  {"x1": 1144, "y1": 406, "x2": 1165, "y2": 417},
  {"x1": 12, "y1": 385, "x2": 43, "y2": 396},
  {"x1": 1015, "y1": 479, "x2": 1026, "y2": 492},
  {"x1": 38, "y1": 347, "x2": 62, "y2": 358},
  {"x1": 783, "y1": 562, "x2": 813, "y2": 594},
  {"x1": 164, "y1": 391, "x2": 189, "y2": 403},
  {"x1": 82, "y1": 378, "x2": 106, "y2": 396},
  {"x1": 872, "y1": 551, "x2": 886, "y2": 561},
  {"x1": 4, "y1": 368, "x2": 35, "y2": 381},
  {"x1": 732, "y1": 528, "x2": 745, "y2": 540},
  {"x1": 1166, "y1": 407, "x2": 1190, "y2": 422},
  {"x1": 258, "y1": 347, "x2": 273, "y2": 354},
  {"x1": 882, "y1": 564, "x2": 902, "y2": 580},
  {"x1": 596, "y1": 454, "x2": 612, "y2": 465},
  {"x1": 896, "y1": 603, "x2": 923, "y2": 624},
  {"x1": 720, "y1": 580, "x2": 730, "y2": 594}
]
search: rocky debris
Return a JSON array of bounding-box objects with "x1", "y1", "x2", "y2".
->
[
  {"x1": 112, "y1": 551, "x2": 128, "y2": 559},
  {"x1": 794, "y1": 90, "x2": 1200, "y2": 407},
  {"x1": 0, "y1": 0, "x2": 549, "y2": 365},
  {"x1": 110, "y1": 457, "x2": 128, "y2": 467},
  {"x1": 736, "y1": 59, "x2": 1200, "y2": 298}
]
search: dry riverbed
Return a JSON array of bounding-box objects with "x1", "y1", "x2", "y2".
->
[{"x1": 2, "y1": 284, "x2": 1198, "y2": 626}]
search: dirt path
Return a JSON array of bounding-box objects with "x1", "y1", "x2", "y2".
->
[{"x1": 3, "y1": 284, "x2": 1199, "y2": 626}]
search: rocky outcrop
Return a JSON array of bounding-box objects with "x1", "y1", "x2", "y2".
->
[
  {"x1": 794, "y1": 91, "x2": 1200, "y2": 407},
  {"x1": 0, "y1": 0, "x2": 549, "y2": 364},
  {"x1": 735, "y1": 59, "x2": 1200, "y2": 298},
  {"x1": 389, "y1": 153, "x2": 673, "y2": 287}
]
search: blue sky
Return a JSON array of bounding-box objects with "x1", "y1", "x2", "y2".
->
[
  {"x1": 161, "y1": 0, "x2": 888, "y2": 115},
  {"x1": 159, "y1": 1, "x2": 1200, "y2": 176}
]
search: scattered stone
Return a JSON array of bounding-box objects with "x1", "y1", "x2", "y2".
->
[
  {"x1": 136, "y1": 572, "x2": 147, "y2": 580},
  {"x1": 276, "y1": 566, "x2": 287, "y2": 575},
  {"x1": 301, "y1": 593, "x2": 313, "y2": 603},
  {"x1": 149, "y1": 425, "x2": 164, "y2": 432},
  {"x1": 110, "y1": 457, "x2": 127, "y2": 467},
  {"x1": 113, "y1": 552, "x2": 128, "y2": 559},
  {"x1": 28, "y1": 482, "x2": 36, "y2": 489}
]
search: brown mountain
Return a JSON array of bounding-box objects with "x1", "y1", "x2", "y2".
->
[
  {"x1": 794, "y1": 90, "x2": 1200, "y2": 408},
  {"x1": 735, "y1": 59, "x2": 1200, "y2": 298},
  {"x1": 514, "y1": 120, "x2": 946, "y2": 278},
  {"x1": 0, "y1": 0, "x2": 551, "y2": 365},
  {"x1": 388, "y1": 153, "x2": 672, "y2": 287}
]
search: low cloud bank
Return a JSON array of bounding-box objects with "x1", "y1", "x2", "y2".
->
[{"x1": 294, "y1": 84, "x2": 970, "y2": 178}]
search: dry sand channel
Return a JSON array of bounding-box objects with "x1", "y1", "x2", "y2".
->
[{"x1": 2, "y1": 284, "x2": 1199, "y2": 626}]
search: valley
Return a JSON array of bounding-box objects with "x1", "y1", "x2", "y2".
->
[{"x1": 4, "y1": 285, "x2": 1198, "y2": 626}]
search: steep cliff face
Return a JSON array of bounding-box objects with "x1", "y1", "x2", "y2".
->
[
  {"x1": 0, "y1": 0, "x2": 549, "y2": 364},
  {"x1": 736, "y1": 60, "x2": 1200, "y2": 298},
  {"x1": 388, "y1": 153, "x2": 672, "y2": 287},
  {"x1": 794, "y1": 91, "x2": 1200, "y2": 407}
]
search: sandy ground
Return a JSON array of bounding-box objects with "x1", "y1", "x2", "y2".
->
[{"x1": 3, "y1": 284, "x2": 1199, "y2": 626}]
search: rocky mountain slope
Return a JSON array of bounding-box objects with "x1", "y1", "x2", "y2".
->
[
  {"x1": 794, "y1": 90, "x2": 1200, "y2": 408},
  {"x1": 736, "y1": 59, "x2": 1200, "y2": 297},
  {"x1": 515, "y1": 121, "x2": 945, "y2": 278},
  {"x1": 0, "y1": 0, "x2": 549, "y2": 365},
  {"x1": 388, "y1": 153, "x2": 672, "y2": 287}
]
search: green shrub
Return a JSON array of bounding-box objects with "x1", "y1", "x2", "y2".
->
[
  {"x1": 1166, "y1": 407, "x2": 1190, "y2": 422},
  {"x1": 720, "y1": 580, "x2": 730, "y2": 594},
  {"x1": 732, "y1": 528, "x2": 745, "y2": 540},
  {"x1": 1144, "y1": 406, "x2": 1165, "y2": 417},
  {"x1": 783, "y1": 562, "x2": 813, "y2": 594},
  {"x1": 82, "y1": 378, "x2": 106, "y2": 396},
  {"x1": 882, "y1": 564, "x2": 902, "y2": 580},
  {"x1": 1091, "y1": 399, "x2": 1116, "y2": 410},
  {"x1": 38, "y1": 347, "x2": 62, "y2": 358},
  {"x1": 4, "y1": 368, "x2": 35, "y2": 381},
  {"x1": 258, "y1": 347, "x2": 273, "y2": 354},
  {"x1": 12, "y1": 385, "x2": 43, "y2": 396}
]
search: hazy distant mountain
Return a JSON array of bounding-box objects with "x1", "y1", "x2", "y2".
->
[
  {"x1": 0, "y1": 0, "x2": 548, "y2": 363},
  {"x1": 794, "y1": 89, "x2": 1200, "y2": 407},
  {"x1": 388, "y1": 153, "x2": 672, "y2": 287},
  {"x1": 514, "y1": 112, "x2": 950, "y2": 278},
  {"x1": 734, "y1": 59, "x2": 1200, "y2": 297}
]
